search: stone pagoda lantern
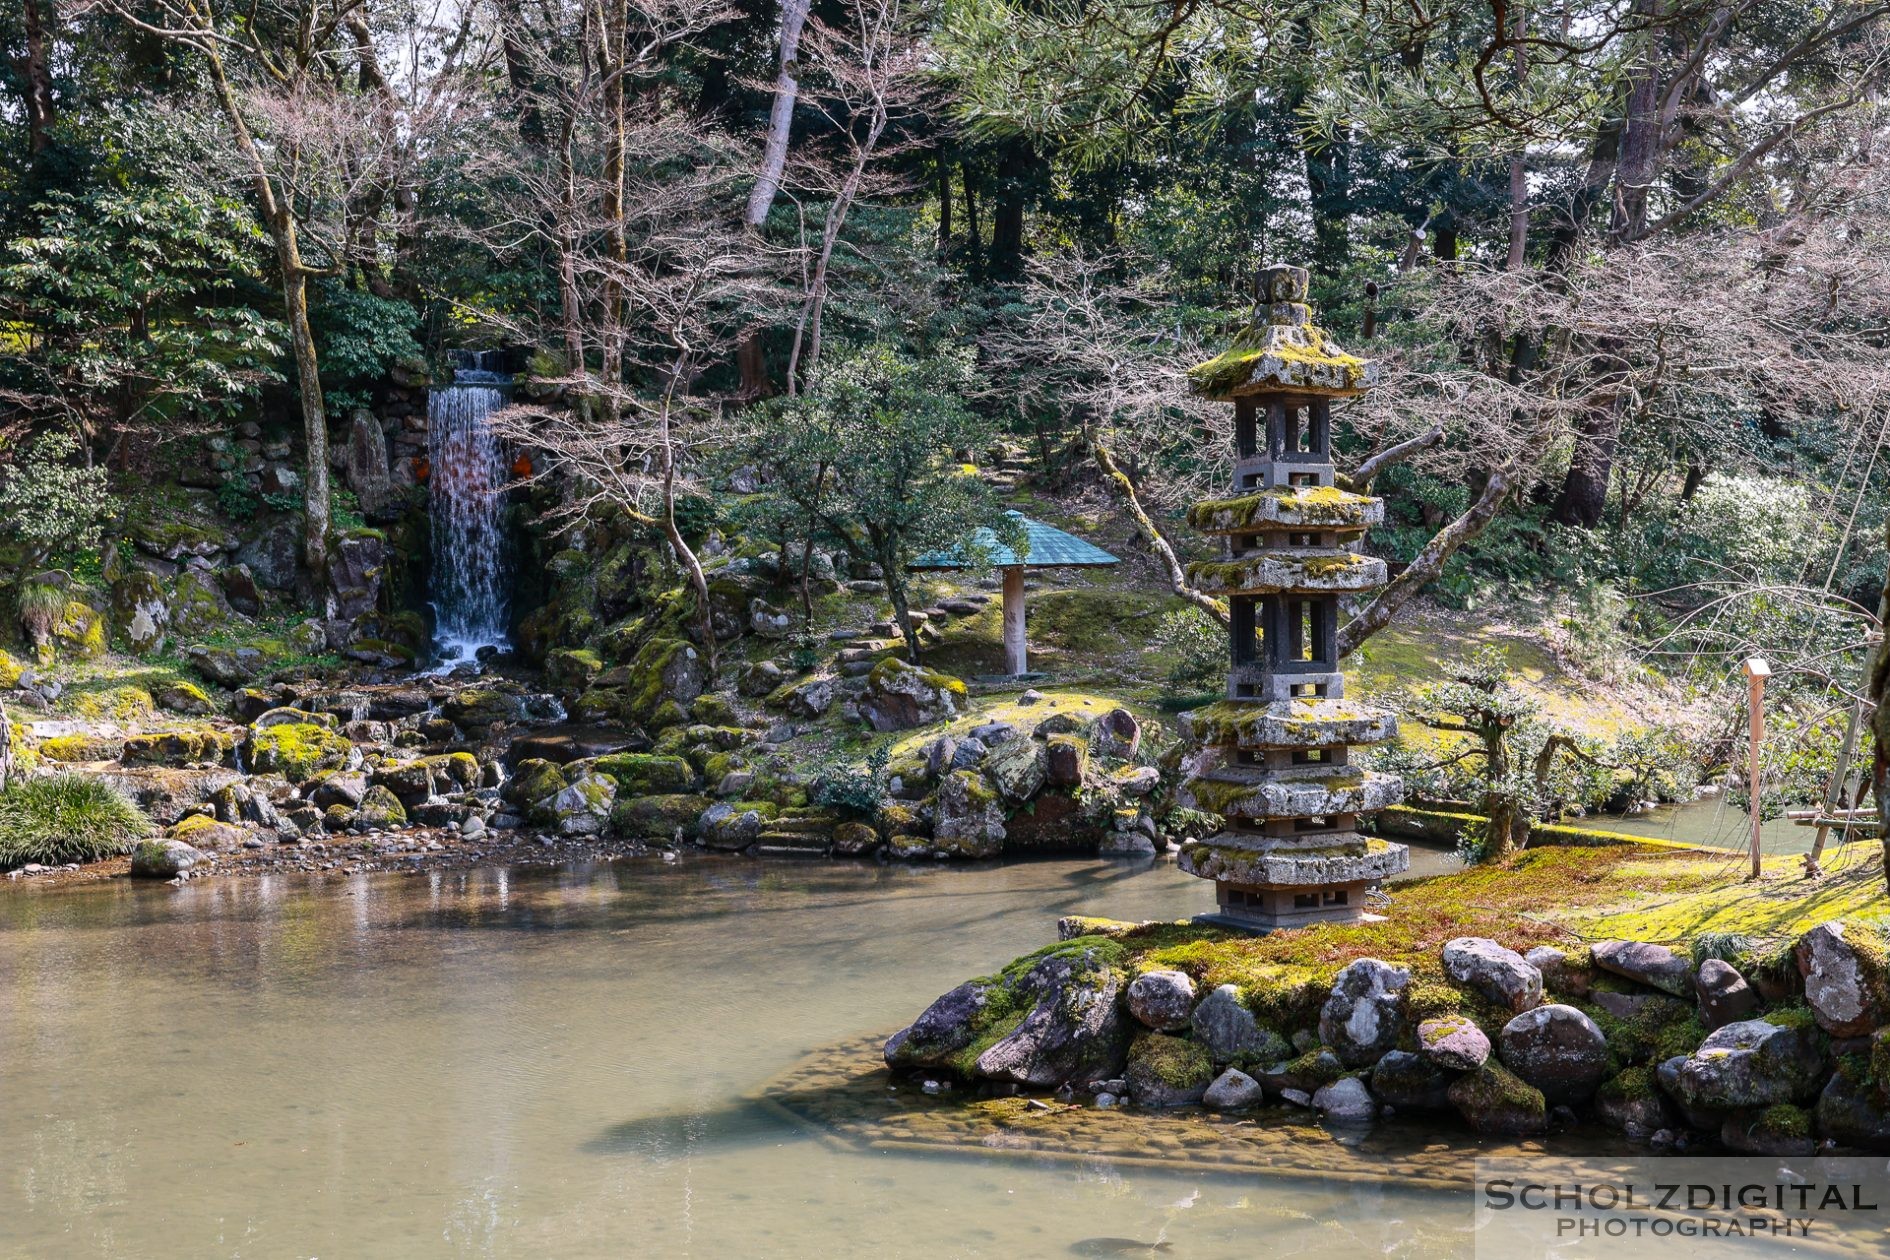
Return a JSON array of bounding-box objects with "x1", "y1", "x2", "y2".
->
[{"x1": 1175, "y1": 264, "x2": 1408, "y2": 931}]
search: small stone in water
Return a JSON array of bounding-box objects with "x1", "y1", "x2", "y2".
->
[{"x1": 1093, "y1": 1093, "x2": 1118, "y2": 1108}]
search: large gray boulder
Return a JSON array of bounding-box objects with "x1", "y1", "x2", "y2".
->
[
  {"x1": 883, "y1": 944, "x2": 1132, "y2": 1090},
  {"x1": 698, "y1": 801, "x2": 773, "y2": 851},
  {"x1": 1498, "y1": 1004, "x2": 1609, "y2": 1104},
  {"x1": 1418, "y1": 1016, "x2": 1491, "y2": 1071},
  {"x1": 931, "y1": 770, "x2": 1006, "y2": 857},
  {"x1": 1313, "y1": 1076, "x2": 1377, "y2": 1126},
  {"x1": 1202, "y1": 1068, "x2": 1264, "y2": 1111},
  {"x1": 859, "y1": 659, "x2": 964, "y2": 732},
  {"x1": 1190, "y1": 984, "x2": 1290, "y2": 1065},
  {"x1": 1591, "y1": 939, "x2": 1693, "y2": 997},
  {"x1": 1442, "y1": 937, "x2": 1542, "y2": 1013},
  {"x1": 1669, "y1": 1018, "x2": 1825, "y2": 1110},
  {"x1": 1695, "y1": 958, "x2": 1759, "y2": 1031},
  {"x1": 983, "y1": 738, "x2": 1048, "y2": 804},
  {"x1": 1795, "y1": 922, "x2": 1885, "y2": 1037},
  {"x1": 541, "y1": 773, "x2": 616, "y2": 837},
  {"x1": 129, "y1": 838, "x2": 206, "y2": 879},
  {"x1": 1816, "y1": 1072, "x2": 1890, "y2": 1152},
  {"x1": 973, "y1": 947, "x2": 1133, "y2": 1088},
  {"x1": 1126, "y1": 969, "x2": 1196, "y2": 1032},
  {"x1": 1318, "y1": 958, "x2": 1409, "y2": 1067}
]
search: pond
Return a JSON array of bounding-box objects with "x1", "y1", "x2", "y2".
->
[{"x1": 2, "y1": 852, "x2": 1477, "y2": 1259}]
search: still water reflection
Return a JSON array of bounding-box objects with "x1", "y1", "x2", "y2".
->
[{"x1": 2, "y1": 854, "x2": 1477, "y2": 1259}]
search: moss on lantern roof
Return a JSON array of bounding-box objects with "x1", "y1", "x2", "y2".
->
[{"x1": 1189, "y1": 316, "x2": 1376, "y2": 400}]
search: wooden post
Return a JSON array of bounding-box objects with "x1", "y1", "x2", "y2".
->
[
  {"x1": 1001, "y1": 565, "x2": 1027, "y2": 676},
  {"x1": 1743, "y1": 656, "x2": 1771, "y2": 881}
]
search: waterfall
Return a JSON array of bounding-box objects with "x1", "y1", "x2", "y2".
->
[{"x1": 427, "y1": 350, "x2": 512, "y2": 670}]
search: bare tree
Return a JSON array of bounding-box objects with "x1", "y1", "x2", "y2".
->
[{"x1": 781, "y1": 0, "x2": 930, "y2": 393}]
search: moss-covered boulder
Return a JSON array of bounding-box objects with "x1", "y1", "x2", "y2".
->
[
  {"x1": 52, "y1": 599, "x2": 107, "y2": 660},
  {"x1": 129, "y1": 837, "x2": 208, "y2": 879},
  {"x1": 588, "y1": 753, "x2": 695, "y2": 796},
  {"x1": 122, "y1": 729, "x2": 236, "y2": 767},
  {"x1": 155, "y1": 680, "x2": 217, "y2": 716},
  {"x1": 0, "y1": 648, "x2": 21, "y2": 690},
  {"x1": 504, "y1": 758, "x2": 568, "y2": 807},
  {"x1": 131, "y1": 517, "x2": 229, "y2": 562},
  {"x1": 424, "y1": 751, "x2": 482, "y2": 790},
  {"x1": 609, "y1": 792, "x2": 710, "y2": 840},
  {"x1": 884, "y1": 937, "x2": 1132, "y2": 1089},
  {"x1": 1126, "y1": 1033, "x2": 1216, "y2": 1108},
  {"x1": 38, "y1": 732, "x2": 125, "y2": 762},
  {"x1": 1448, "y1": 1062, "x2": 1548, "y2": 1135},
  {"x1": 373, "y1": 759, "x2": 438, "y2": 806},
  {"x1": 931, "y1": 769, "x2": 1005, "y2": 857},
  {"x1": 168, "y1": 569, "x2": 232, "y2": 638},
  {"x1": 698, "y1": 799, "x2": 780, "y2": 850},
  {"x1": 111, "y1": 570, "x2": 172, "y2": 655},
  {"x1": 1722, "y1": 1103, "x2": 1816, "y2": 1155},
  {"x1": 443, "y1": 687, "x2": 527, "y2": 728},
  {"x1": 352, "y1": 785, "x2": 408, "y2": 829},
  {"x1": 545, "y1": 647, "x2": 604, "y2": 694},
  {"x1": 169, "y1": 813, "x2": 249, "y2": 851},
  {"x1": 1669, "y1": 1017, "x2": 1825, "y2": 1110},
  {"x1": 246, "y1": 722, "x2": 352, "y2": 782},
  {"x1": 859, "y1": 658, "x2": 965, "y2": 732},
  {"x1": 536, "y1": 773, "x2": 617, "y2": 835}
]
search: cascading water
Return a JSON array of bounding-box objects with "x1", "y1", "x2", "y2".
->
[{"x1": 427, "y1": 350, "x2": 513, "y2": 671}]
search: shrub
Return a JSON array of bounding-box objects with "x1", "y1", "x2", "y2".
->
[
  {"x1": 0, "y1": 775, "x2": 151, "y2": 868},
  {"x1": 0, "y1": 430, "x2": 120, "y2": 566},
  {"x1": 1152, "y1": 607, "x2": 1224, "y2": 691}
]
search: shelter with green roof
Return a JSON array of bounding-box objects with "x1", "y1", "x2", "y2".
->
[{"x1": 909, "y1": 511, "x2": 1119, "y2": 677}]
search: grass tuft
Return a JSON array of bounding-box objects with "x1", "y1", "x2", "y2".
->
[{"x1": 0, "y1": 775, "x2": 151, "y2": 868}]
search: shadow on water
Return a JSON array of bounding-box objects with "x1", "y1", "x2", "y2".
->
[{"x1": 581, "y1": 1096, "x2": 804, "y2": 1160}]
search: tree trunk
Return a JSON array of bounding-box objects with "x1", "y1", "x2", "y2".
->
[
  {"x1": 1550, "y1": 400, "x2": 1621, "y2": 528},
  {"x1": 16, "y1": 0, "x2": 57, "y2": 156},
  {"x1": 199, "y1": 40, "x2": 329, "y2": 589},
  {"x1": 745, "y1": 0, "x2": 813, "y2": 228},
  {"x1": 876, "y1": 535, "x2": 922, "y2": 662},
  {"x1": 281, "y1": 264, "x2": 332, "y2": 592},
  {"x1": 1610, "y1": 0, "x2": 1666, "y2": 241},
  {"x1": 598, "y1": 0, "x2": 629, "y2": 414},
  {"x1": 988, "y1": 141, "x2": 1032, "y2": 279},
  {"x1": 936, "y1": 148, "x2": 953, "y2": 251},
  {"x1": 786, "y1": 108, "x2": 885, "y2": 392},
  {"x1": 1505, "y1": 3, "x2": 1529, "y2": 269},
  {"x1": 961, "y1": 161, "x2": 981, "y2": 275}
]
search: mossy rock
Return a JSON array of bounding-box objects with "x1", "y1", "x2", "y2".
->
[
  {"x1": 122, "y1": 729, "x2": 236, "y2": 767},
  {"x1": 422, "y1": 751, "x2": 482, "y2": 790},
  {"x1": 62, "y1": 683, "x2": 157, "y2": 723},
  {"x1": 1447, "y1": 1062, "x2": 1547, "y2": 1136},
  {"x1": 38, "y1": 732, "x2": 126, "y2": 763},
  {"x1": 168, "y1": 570, "x2": 232, "y2": 638},
  {"x1": 503, "y1": 758, "x2": 568, "y2": 807},
  {"x1": 1125, "y1": 1032, "x2": 1216, "y2": 1107},
  {"x1": 353, "y1": 785, "x2": 408, "y2": 828},
  {"x1": 247, "y1": 722, "x2": 352, "y2": 782},
  {"x1": 691, "y1": 693, "x2": 739, "y2": 726},
  {"x1": 442, "y1": 688, "x2": 527, "y2": 727},
  {"x1": 169, "y1": 812, "x2": 248, "y2": 850},
  {"x1": 52, "y1": 599, "x2": 108, "y2": 660},
  {"x1": 155, "y1": 680, "x2": 217, "y2": 715},
  {"x1": 588, "y1": 753, "x2": 695, "y2": 796},
  {"x1": 546, "y1": 647, "x2": 605, "y2": 693},
  {"x1": 609, "y1": 792, "x2": 711, "y2": 840},
  {"x1": 0, "y1": 648, "x2": 21, "y2": 690}
]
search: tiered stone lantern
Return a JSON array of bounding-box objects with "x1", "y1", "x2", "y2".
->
[{"x1": 1176, "y1": 264, "x2": 1408, "y2": 931}]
